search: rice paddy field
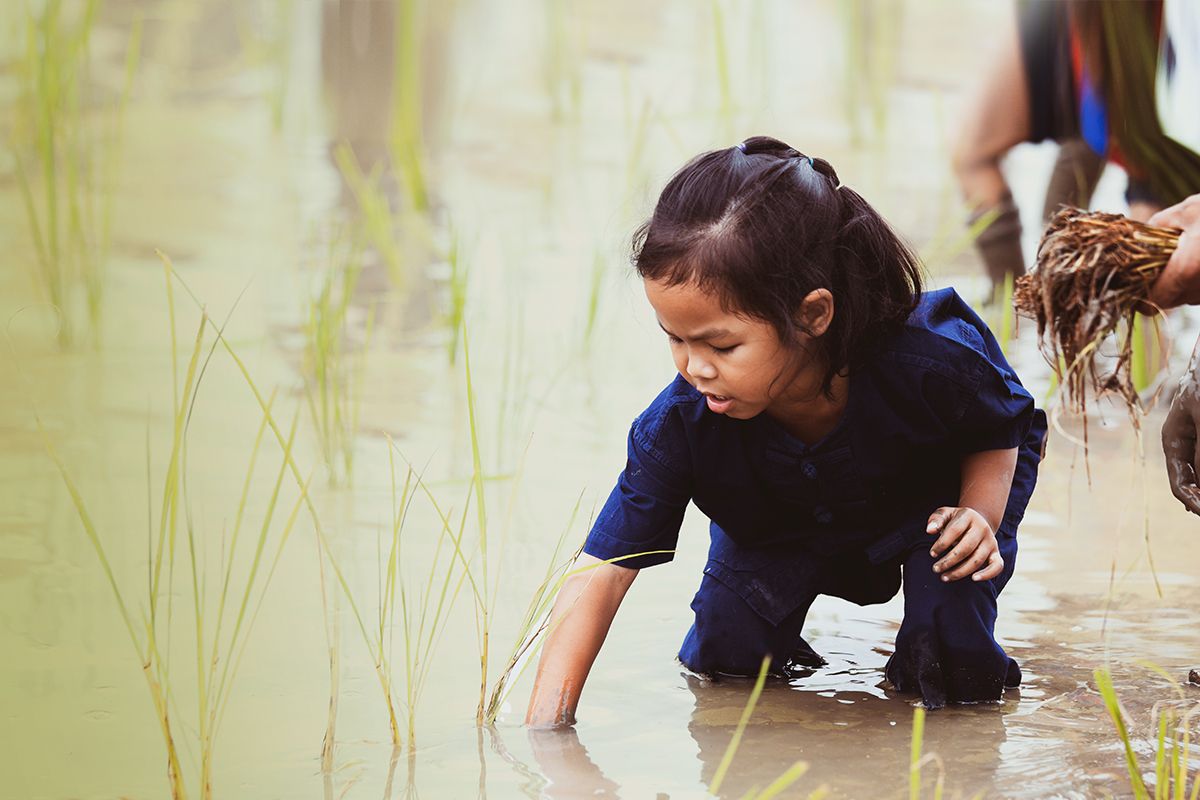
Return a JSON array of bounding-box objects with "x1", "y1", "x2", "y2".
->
[{"x1": 3, "y1": 1, "x2": 1199, "y2": 798}]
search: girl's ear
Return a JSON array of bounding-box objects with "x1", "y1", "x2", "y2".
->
[{"x1": 797, "y1": 288, "x2": 835, "y2": 337}]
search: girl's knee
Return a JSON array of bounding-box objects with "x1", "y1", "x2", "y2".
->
[{"x1": 680, "y1": 574, "x2": 806, "y2": 677}]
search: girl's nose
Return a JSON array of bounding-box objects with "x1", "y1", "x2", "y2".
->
[{"x1": 687, "y1": 351, "x2": 718, "y2": 381}]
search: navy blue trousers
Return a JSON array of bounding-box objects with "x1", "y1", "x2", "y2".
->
[{"x1": 678, "y1": 534, "x2": 1020, "y2": 708}]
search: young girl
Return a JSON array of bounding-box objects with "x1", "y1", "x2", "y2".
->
[{"x1": 525, "y1": 136, "x2": 1046, "y2": 725}]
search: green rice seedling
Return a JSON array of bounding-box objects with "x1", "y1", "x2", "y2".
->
[
  {"x1": 494, "y1": 304, "x2": 528, "y2": 466},
  {"x1": 1129, "y1": 314, "x2": 1166, "y2": 396},
  {"x1": 422, "y1": 319, "x2": 549, "y2": 726},
  {"x1": 622, "y1": 94, "x2": 654, "y2": 193},
  {"x1": 302, "y1": 226, "x2": 368, "y2": 485},
  {"x1": 710, "y1": 657, "x2": 770, "y2": 795},
  {"x1": 702, "y1": 656, "x2": 824, "y2": 799},
  {"x1": 1095, "y1": 666, "x2": 1200, "y2": 800},
  {"x1": 481, "y1": 504, "x2": 581, "y2": 725},
  {"x1": 710, "y1": 0, "x2": 734, "y2": 140},
  {"x1": 908, "y1": 707, "x2": 968, "y2": 800},
  {"x1": 159, "y1": 256, "x2": 409, "y2": 760},
  {"x1": 233, "y1": 0, "x2": 295, "y2": 131},
  {"x1": 838, "y1": 0, "x2": 866, "y2": 145},
  {"x1": 38, "y1": 279, "x2": 311, "y2": 798},
  {"x1": 919, "y1": 206, "x2": 1000, "y2": 276},
  {"x1": 582, "y1": 247, "x2": 606, "y2": 349},
  {"x1": 12, "y1": 0, "x2": 140, "y2": 347},
  {"x1": 997, "y1": 271, "x2": 1015, "y2": 356},
  {"x1": 542, "y1": 0, "x2": 582, "y2": 122},
  {"x1": 837, "y1": 0, "x2": 898, "y2": 146},
  {"x1": 268, "y1": 0, "x2": 295, "y2": 132},
  {"x1": 389, "y1": 0, "x2": 428, "y2": 213},
  {"x1": 334, "y1": 143, "x2": 407, "y2": 286},
  {"x1": 479, "y1": 544, "x2": 678, "y2": 726},
  {"x1": 444, "y1": 225, "x2": 470, "y2": 363},
  {"x1": 1131, "y1": 315, "x2": 1150, "y2": 394},
  {"x1": 462, "y1": 323, "x2": 493, "y2": 725},
  {"x1": 374, "y1": 438, "x2": 479, "y2": 751}
]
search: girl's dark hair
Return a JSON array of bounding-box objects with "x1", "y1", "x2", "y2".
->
[{"x1": 633, "y1": 135, "x2": 924, "y2": 395}]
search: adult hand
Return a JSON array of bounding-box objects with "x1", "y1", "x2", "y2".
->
[
  {"x1": 1161, "y1": 367, "x2": 1200, "y2": 516},
  {"x1": 926, "y1": 506, "x2": 1004, "y2": 582},
  {"x1": 1148, "y1": 194, "x2": 1200, "y2": 309}
]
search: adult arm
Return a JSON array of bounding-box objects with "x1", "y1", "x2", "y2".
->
[
  {"x1": 926, "y1": 447, "x2": 1018, "y2": 582},
  {"x1": 525, "y1": 554, "x2": 639, "y2": 728}
]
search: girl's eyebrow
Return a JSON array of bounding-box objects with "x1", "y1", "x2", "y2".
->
[{"x1": 656, "y1": 320, "x2": 733, "y2": 340}]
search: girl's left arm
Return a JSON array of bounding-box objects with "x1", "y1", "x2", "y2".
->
[{"x1": 926, "y1": 447, "x2": 1018, "y2": 582}]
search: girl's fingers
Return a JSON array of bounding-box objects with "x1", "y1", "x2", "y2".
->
[
  {"x1": 930, "y1": 509, "x2": 973, "y2": 558},
  {"x1": 942, "y1": 542, "x2": 999, "y2": 582},
  {"x1": 926, "y1": 506, "x2": 956, "y2": 534},
  {"x1": 932, "y1": 525, "x2": 982, "y2": 573},
  {"x1": 971, "y1": 550, "x2": 1005, "y2": 582}
]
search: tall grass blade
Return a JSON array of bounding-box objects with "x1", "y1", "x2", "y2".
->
[
  {"x1": 710, "y1": 655, "x2": 771, "y2": 795},
  {"x1": 1096, "y1": 667, "x2": 1151, "y2": 799},
  {"x1": 910, "y1": 706, "x2": 925, "y2": 800}
]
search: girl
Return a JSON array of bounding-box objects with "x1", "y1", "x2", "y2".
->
[{"x1": 526, "y1": 136, "x2": 1046, "y2": 725}]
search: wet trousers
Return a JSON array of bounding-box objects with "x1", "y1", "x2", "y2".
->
[{"x1": 677, "y1": 533, "x2": 1021, "y2": 709}]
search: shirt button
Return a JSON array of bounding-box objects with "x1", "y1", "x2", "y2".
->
[
  {"x1": 814, "y1": 505, "x2": 833, "y2": 524},
  {"x1": 801, "y1": 461, "x2": 818, "y2": 480}
]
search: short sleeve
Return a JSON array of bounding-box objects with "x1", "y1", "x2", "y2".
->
[
  {"x1": 946, "y1": 304, "x2": 1036, "y2": 454},
  {"x1": 582, "y1": 409, "x2": 693, "y2": 570}
]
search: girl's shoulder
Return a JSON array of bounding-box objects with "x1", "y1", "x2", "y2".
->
[
  {"x1": 857, "y1": 287, "x2": 1036, "y2": 447},
  {"x1": 629, "y1": 374, "x2": 705, "y2": 467},
  {"x1": 877, "y1": 287, "x2": 1005, "y2": 389}
]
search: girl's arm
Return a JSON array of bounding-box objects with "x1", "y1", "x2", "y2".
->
[
  {"x1": 525, "y1": 553, "x2": 639, "y2": 728},
  {"x1": 926, "y1": 447, "x2": 1018, "y2": 582}
]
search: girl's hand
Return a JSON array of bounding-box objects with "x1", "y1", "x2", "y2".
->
[{"x1": 925, "y1": 506, "x2": 1004, "y2": 582}]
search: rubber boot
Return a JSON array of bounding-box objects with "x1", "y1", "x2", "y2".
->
[
  {"x1": 970, "y1": 190, "x2": 1024, "y2": 298},
  {"x1": 1042, "y1": 138, "x2": 1105, "y2": 222}
]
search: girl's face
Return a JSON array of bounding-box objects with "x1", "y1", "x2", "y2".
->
[{"x1": 643, "y1": 277, "x2": 833, "y2": 420}]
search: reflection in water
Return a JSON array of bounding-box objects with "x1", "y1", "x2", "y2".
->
[
  {"x1": 486, "y1": 725, "x2": 620, "y2": 800},
  {"x1": 684, "y1": 672, "x2": 1008, "y2": 799},
  {"x1": 524, "y1": 727, "x2": 620, "y2": 800},
  {"x1": 314, "y1": 0, "x2": 458, "y2": 333}
]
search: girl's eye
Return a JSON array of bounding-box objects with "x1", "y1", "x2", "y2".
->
[
  {"x1": 711, "y1": 344, "x2": 738, "y2": 354},
  {"x1": 666, "y1": 334, "x2": 683, "y2": 345}
]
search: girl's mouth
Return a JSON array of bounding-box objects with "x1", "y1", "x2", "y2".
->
[{"x1": 705, "y1": 394, "x2": 734, "y2": 414}]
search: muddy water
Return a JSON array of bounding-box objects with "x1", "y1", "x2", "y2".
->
[{"x1": 3, "y1": 1, "x2": 1199, "y2": 798}]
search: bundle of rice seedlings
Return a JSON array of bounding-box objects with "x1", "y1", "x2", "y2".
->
[{"x1": 1013, "y1": 207, "x2": 1181, "y2": 419}]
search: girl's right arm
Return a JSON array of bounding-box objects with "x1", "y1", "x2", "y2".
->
[{"x1": 525, "y1": 553, "x2": 639, "y2": 728}]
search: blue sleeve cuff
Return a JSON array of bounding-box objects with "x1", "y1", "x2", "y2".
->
[{"x1": 582, "y1": 530, "x2": 676, "y2": 570}]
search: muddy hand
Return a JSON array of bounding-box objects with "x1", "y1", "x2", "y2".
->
[
  {"x1": 926, "y1": 506, "x2": 1004, "y2": 582},
  {"x1": 1162, "y1": 369, "x2": 1200, "y2": 516}
]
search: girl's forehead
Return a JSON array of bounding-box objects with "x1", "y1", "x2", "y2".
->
[{"x1": 644, "y1": 278, "x2": 756, "y2": 331}]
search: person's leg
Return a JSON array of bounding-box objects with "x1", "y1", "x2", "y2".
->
[
  {"x1": 679, "y1": 570, "x2": 819, "y2": 678},
  {"x1": 951, "y1": 9, "x2": 1030, "y2": 290},
  {"x1": 1042, "y1": 138, "x2": 1106, "y2": 222},
  {"x1": 885, "y1": 535, "x2": 1020, "y2": 709},
  {"x1": 952, "y1": 10, "x2": 1030, "y2": 212},
  {"x1": 953, "y1": 1, "x2": 1074, "y2": 293}
]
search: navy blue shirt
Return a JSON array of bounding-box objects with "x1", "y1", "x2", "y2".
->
[{"x1": 583, "y1": 288, "x2": 1047, "y2": 573}]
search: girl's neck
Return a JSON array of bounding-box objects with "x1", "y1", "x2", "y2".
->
[{"x1": 766, "y1": 370, "x2": 850, "y2": 447}]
